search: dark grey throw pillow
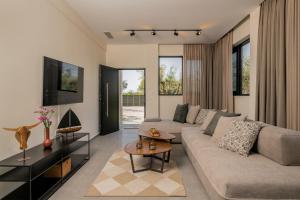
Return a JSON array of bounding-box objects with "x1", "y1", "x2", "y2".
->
[
  {"x1": 173, "y1": 104, "x2": 189, "y2": 123},
  {"x1": 204, "y1": 111, "x2": 241, "y2": 136}
]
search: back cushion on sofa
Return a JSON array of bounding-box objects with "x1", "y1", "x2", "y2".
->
[
  {"x1": 204, "y1": 111, "x2": 241, "y2": 136},
  {"x1": 199, "y1": 110, "x2": 217, "y2": 130},
  {"x1": 258, "y1": 125, "x2": 300, "y2": 166},
  {"x1": 173, "y1": 104, "x2": 189, "y2": 123},
  {"x1": 186, "y1": 105, "x2": 200, "y2": 124},
  {"x1": 195, "y1": 109, "x2": 213, "y2": 125},
  {"x1": 212, "y1": 115, "x2": 246, "y2": 143}
]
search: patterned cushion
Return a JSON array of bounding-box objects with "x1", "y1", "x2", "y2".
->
[
  {"x1": 186, "y1": 105, "x2": 200, "y2": 124},
  {"x1": 195, "y1": 109, "x2": 211, "y2": 125},
  {"x1": 199, "y1": 110, "x2": 217, "y2": 130},
  {"x1": 218, "y1": 120, "x2": 262, "y2": 156}
]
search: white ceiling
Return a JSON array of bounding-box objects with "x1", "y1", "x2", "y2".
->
[{"x1": 65, "y1": 0, "x2": 263, "y2": 44}]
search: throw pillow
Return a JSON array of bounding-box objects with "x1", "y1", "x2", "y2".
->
[
  {"x1": 173, "y1": 104, "x2": 189, "y2": 123},
  {"x1": 212, "y1": 115, "x2": 246, "y2": 143},
  {"x1": 199, "y1": 110, "x2": 217, "y2": 130},
  {"x1": 218, "y1": 120, "x2": 262, "y2": 156},
  {"x1": 204, "y1": 111, "x2": 241, "y2": 136},
  {"x1": 186, "y1": 105, "x2": 200, "y2": 124},
  {"x1": 195, "y1": 109, "x2": 212, "y2": 125}
]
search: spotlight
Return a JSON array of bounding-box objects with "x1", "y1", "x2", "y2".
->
[
  {"x1": 196, "y1": 30, "x2": 201, "y2": 36},
  {"x1": 130, "y1": 30, "x2": 135, "y2": 36},
  {"x1": 174, "y1": 30, "x2": 179, "y2": 36},
  {"x1": 151, "y1": 30, "x2": 156, "y2": 36}
]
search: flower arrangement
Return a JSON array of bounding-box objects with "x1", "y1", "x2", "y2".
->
[{"x1": 35, "y1": 107, "x2": 55, "y2": 128}]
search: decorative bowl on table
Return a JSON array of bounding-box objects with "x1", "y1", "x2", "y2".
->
[{"x1": 149, "y1": 128, "x2": 160, "y2": 137}]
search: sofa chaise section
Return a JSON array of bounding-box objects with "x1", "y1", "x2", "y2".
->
[{"x1": 182, "y1": 127, "x2": 300, "y2": 200}]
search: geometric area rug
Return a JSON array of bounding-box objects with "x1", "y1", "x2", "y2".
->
[{"x1": 86, "y1": 150, "x2": 186, "y2": 197}]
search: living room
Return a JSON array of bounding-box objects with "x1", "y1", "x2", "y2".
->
[{"x1": 0, "y1": 0, "x2": 299, "y2": 199}]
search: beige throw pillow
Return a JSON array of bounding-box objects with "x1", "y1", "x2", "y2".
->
[
  {"x1": 186, "y1": 105, "x2": 200, "y2": 124},
  {"x1": 212, "y1": 115, "x2": 246, "y2": 143},
  {"x1": 199, "y1": 110, "x2": 217, "y2": 130}
]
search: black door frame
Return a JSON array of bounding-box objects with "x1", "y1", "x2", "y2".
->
[{"x1": 119, "y1": 68, "x2": 146, "y2": 124}]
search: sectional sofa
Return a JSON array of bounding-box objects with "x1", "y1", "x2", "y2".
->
[{"x1": 139, "y1": 116, "x2": 300, "y2": 199}]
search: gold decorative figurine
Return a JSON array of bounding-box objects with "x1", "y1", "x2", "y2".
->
[{"x1": 3, "y1": 122, "x2": 40, "y2": 161}]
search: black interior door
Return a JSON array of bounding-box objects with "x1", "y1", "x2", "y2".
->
[{"x1": 100, "y1": 65, "x2": 119, "y2": 135}]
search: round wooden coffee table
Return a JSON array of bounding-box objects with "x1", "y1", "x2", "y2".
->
[
  {"x1": 138, "y1": 130, "x2": 176, "y2": 142},
  {"x1": 124, "y1": 140, "x2": 172, "y2": 173}
]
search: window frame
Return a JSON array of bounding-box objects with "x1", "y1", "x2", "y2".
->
[
  {"x1": 158, "y1": 56, "x2": 183, "y2": 96},
  {"x1": 233, "y1": 39, "x2": 250, "y2": 96}
]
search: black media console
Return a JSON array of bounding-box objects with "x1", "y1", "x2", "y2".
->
[{"x1": 0, "y1": 132, "x2": 90, "y2": 200}]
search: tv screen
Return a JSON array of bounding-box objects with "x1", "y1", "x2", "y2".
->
[
  {"x1": 43, "y1": 57, "x2": 84, "y2": 106},
  {"x1": 60, "y1": 63, "x2": 79, "y2": 92}
]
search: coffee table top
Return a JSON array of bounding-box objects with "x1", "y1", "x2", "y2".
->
[
  {"x1": 139, "y1": 130, "x2": 176, "y2": 140},
  {"x1": 124, "y1": 140, "x2": 171, "y2": 156}
]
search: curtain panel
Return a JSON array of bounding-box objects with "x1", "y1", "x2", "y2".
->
[
  {"x1": 256, "y1": 0, "x2": 286, "y2": 127},
  {"x1": 183, "y1": 44, "x2": 214, "y2": 108},
  {"x1": 256, "y1": 0, "x2": 300, "y2": 130},
  {"x1": 212, "y1": 32, "x2": 234, "y2": 112},
  {"x1": 286, "y1": 0, "x2": 300, "y2": 130},
  {"x1": 183, "y1": 32, "x2": 233, "y2": 112}
]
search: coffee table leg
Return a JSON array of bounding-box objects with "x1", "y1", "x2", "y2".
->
[
  {"x1": 166, "y1": 151, "x2": 171, "y2": 162},
  {"x1": 130, "y1": 154, "x2": 135, "y2": 173},
  {"x1": 160, "y1": 152, "x2": 166, "y2": 173}
]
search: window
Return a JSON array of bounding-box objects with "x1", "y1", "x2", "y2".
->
[
  {"x1": 232, "y1": 39, "x2": 250, "y2": 95},
  {"x1": 159, "y1": 56, "x2": 183, "y2": 95}
]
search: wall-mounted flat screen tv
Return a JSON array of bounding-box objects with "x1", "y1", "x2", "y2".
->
[{"x1": 43, "y1": 57, "x2": 84, "y2": 106}]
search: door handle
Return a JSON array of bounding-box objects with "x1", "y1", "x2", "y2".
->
[{"x1": 106, "y1": 82, "x2": 109, "y2": 117}]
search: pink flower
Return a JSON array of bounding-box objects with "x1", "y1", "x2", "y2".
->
[{"x1": 37, "y1": 116, "x2": 48, "y2": 122}]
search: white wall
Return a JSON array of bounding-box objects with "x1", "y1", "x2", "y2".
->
[
  {"x1": 249, "y1": 7, "x2": 260, "y2": 119},
  {"x1": 0, "y1": 0, "x2": 106, "y2": 161},
  {"x1": 106, "y1": 44, "x2": 159, "y2": 118},
  {"x1": 159, "y1": 45, "x2": 183, "y2": 119}
]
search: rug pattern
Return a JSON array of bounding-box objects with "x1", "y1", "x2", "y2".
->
[{"x1": 86, "y1": 150, "x2": 186, "y2": 197}]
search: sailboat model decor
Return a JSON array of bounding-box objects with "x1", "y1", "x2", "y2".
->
[{"x1": 57, "y1": 109, "x2": 82, "y2": 134}]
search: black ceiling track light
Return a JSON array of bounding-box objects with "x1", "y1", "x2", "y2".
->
[
  {"x1": 174, "y1": 30, "x2": 179, "y2": 36},
  {"x1": 125, "y1": 29, "x2": 202, "y2": 37},
  {"x1": 130, "y1": 30, "x2": 135, "y2": 36}
]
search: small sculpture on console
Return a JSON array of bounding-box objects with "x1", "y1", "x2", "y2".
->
[{"x1": 3, "y1": 122, "x2": 40, "y2": 161}]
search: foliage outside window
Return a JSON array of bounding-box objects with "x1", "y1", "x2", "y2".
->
[
  {"x1": 232, "y1": 39, "x2": 250, "y2": 96},
  {"x1": 122, "y1": 70, "x2": 144, "y2": 95},
  {"x1": 159, "y1": 57, "x2": 183, "y2": 95}
]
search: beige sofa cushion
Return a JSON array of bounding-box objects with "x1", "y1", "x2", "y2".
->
[
  {"x1": 195, "y1": 109, "x2": 210, "y2": 125},
  {"x1": 199, "y1": 110, "x2": 216, "y2": 130},
  {"x1": 182, "y1": 129, "x2": 300, "y2": 199},
  {"x1": 212, "y1": 115, "x2": 246, "y2": 143},
  {"x1": 258, "y1": 125, "x2": 300, "y2": 166},
  {"x1": 186, "y1": 105, "x2": 200, "y2": 124}
]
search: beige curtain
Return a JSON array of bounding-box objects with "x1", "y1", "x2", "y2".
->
[
  {"x1": 183, "y1": 44, "x2": 214, "y2": 108},
  {"x1": 256, "y1": 0, "x2": 286, "y2": 127},
  {"x1": 286, "y1": 0, "x2": 300, "y2": 130},
  {"x1": 183, "y1": 32, "x2": 233, "y2": 112},
  {"x1": 212, "y1": 32, "x2": 234, "y2": 112}
]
